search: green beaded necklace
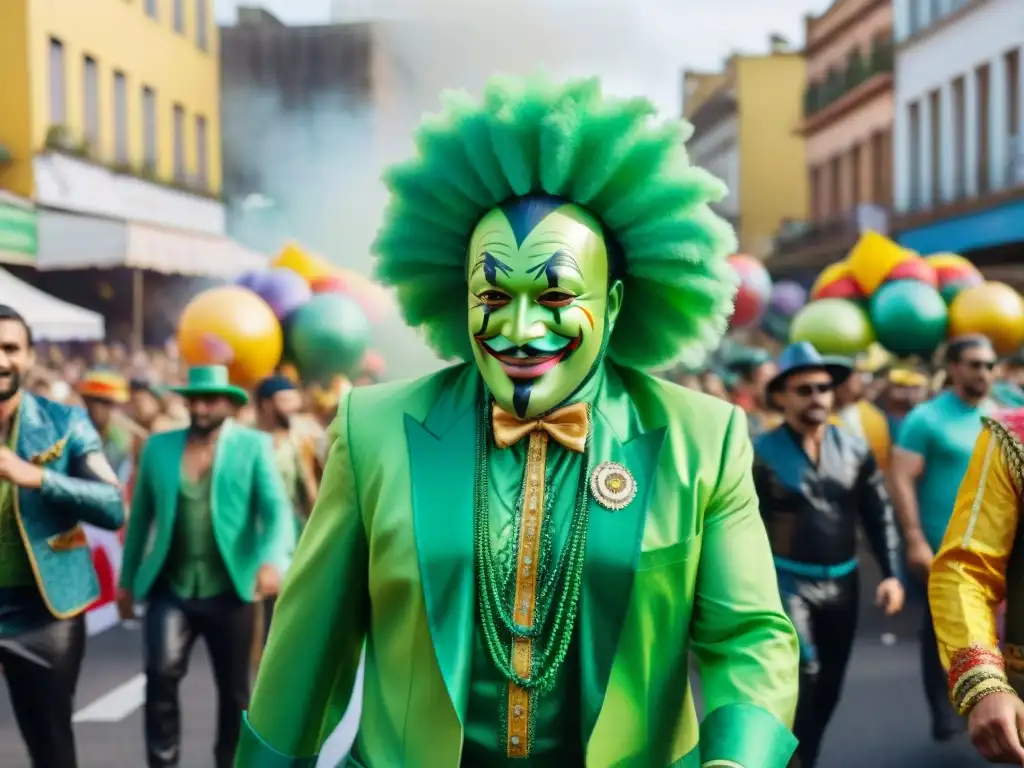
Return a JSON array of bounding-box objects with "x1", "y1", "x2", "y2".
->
[{"x1": 473, "y1": 390, "x2": 592, "y2": 696}]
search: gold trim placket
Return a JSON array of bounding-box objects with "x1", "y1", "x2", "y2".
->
[{"x1": 506, "y1": 430, "x2": 547, "y2": 757}]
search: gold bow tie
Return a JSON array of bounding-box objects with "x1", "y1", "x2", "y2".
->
[{"x1": 492, "y1": 401, "x2": 589, "y2": 454}]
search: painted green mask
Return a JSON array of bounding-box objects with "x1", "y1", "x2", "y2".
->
[{"x1": 467, "y1": 196, "x2": 623, "y2": 419}]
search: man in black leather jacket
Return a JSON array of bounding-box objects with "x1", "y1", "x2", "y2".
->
[{"x1": 753, "y1": 342, "x2": 904, "y2": 768}]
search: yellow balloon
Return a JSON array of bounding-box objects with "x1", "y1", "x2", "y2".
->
[
  {"x1": 177, "y1": 286, "x2": 283, "y2": 387},
  {"x1": 811, "y1": 261, "x2": 852, "y2": 299},
  {"x1": 847, "y1": 230, "x2": 911, "y2": 295},
  {"x1": 948, "y1": 282, "x2": 1024, "y2": 355},
  {"x1": 272, "y1": 243, "x2": 332, "y2": 282}
]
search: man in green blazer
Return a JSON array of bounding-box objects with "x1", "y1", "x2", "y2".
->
[
  {"x1": 118, "y1": 365, "x2": 294, "y2": 768},
  {"x1": 238, "y1": 75, "x2": 800, "y2": 768}
]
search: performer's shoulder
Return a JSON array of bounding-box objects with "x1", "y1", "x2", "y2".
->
[
  {"x1": 615, "y1": 366, "x2": 739, "y2": 435},
  {"x1": 984, "y1": 407, "x2": 1024, "y2": 443},
  {"x1": 22, "y1": 391, "x2": 90, "y2": 435}
]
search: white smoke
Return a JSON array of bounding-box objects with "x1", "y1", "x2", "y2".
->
[{"x1": 224, "y1": 0, "x2": 823, "y2": 378}]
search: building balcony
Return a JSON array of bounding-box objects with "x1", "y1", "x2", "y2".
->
[
  {"x1": 766, "y1": 213, "x2": 865, "y2": 275},
  {"x1": 688, "y1": 90, "x2": 737, "y2": 135},
  {"x1": 33, "y1": 148, "x2": 225, "y2": 236}
]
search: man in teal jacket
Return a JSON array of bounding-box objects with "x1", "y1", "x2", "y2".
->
[
  {"x1": 0, "y1": 304, "x2": 125, "y2": 768},
  {"x1": 118, "y1": 365, "x2": 294, "y2": 768}
]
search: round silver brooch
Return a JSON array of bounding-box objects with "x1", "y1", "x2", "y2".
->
[{"x1": 590, "y1": 461, "x2": 636, "y2": 510}]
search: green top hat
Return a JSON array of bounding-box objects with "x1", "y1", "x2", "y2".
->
[{"x1": 171, "y1": 365, "x2": 249, "y2": 405}]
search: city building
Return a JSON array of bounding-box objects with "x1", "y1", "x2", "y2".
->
[
  {"x1": 892, "y1": 0, "x2": 1024, "y2": 286},
  {"x1": 769, "y1": 0, "x2": 895, "y2": 280},
  {"x1": 0, "y1": 0, "x2": 261, "y2": 343},
  {"x1": 219, "y1": 7, "x2": 441, "y2": 378},
  {"x1": 684, "y1": 41, "x2": 810, "y2": 258}
]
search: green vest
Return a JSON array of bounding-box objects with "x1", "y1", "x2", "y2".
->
[
  {"x1": 0, "y1": 413, "x2": 33, "y2": 587},
  {"x1": 161, "y1": 469, "x2": 234, "y2": 599}
]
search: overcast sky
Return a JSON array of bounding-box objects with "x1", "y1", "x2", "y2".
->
[{"x1": 214, "y1": 0, "x2": 835, "y2": 71}]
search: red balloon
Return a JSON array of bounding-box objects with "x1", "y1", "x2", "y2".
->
[
  {"x1": 310, "y1": 275, "x2": 349, "y2": 294},
  {"x1": 885, "y1": 259, "x2": 938, "y2": 288},
  {"x1": 816, "y1": 277, "x2": 863, "y2": 301},
  {"x1": 731, "y1": 285, "x2": 765, "y2": 328}
]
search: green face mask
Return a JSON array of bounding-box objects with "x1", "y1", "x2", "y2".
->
[{"x1": 466, "y1": 197, "x2": 623, "y2": 419}]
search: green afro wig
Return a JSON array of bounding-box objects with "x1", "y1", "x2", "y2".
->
[{"x1": 372, "y1": 73, "x2": 739, "y2": 370}]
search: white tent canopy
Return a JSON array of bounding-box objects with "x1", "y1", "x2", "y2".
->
[{"x1": 0, "y1": 267, "x2": 105, "y2": 341}]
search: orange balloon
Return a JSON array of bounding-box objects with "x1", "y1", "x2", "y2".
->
[
  {"x1": 948, "y1": 282, "x2": 1024, "y2": 355},
  {"x1": 330, "y1": 268, "x2": 393, "y2": 321},
  {"x1": 177, "y1": 286, "x2": 283, "y2": 387}
]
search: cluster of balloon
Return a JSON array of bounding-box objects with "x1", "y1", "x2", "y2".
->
[
  {"x1": 761, "y1": 281, "x2": 808, "y2": 341},
  {"x1": 727, "y1": 254, "x2": 773, "y2": 330},
  {"x1": 792, "y1": 232, "x2": 1024, "y2": 357},
  {"x1": 177, "y1": 243, "x2": 391, "y2": 386}
]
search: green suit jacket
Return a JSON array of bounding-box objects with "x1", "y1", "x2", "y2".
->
[
  {"x1": 119, "y1": 421, "x2": 294, "y2": 601},
  {"x1": 238, "y1": 363, "x2": 799, "y2": 767}
]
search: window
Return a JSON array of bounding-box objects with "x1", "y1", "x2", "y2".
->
[
  {"x1": 196, "y1": 0, "x2": 208, "y2": 50},
  {"x1": 113, "y1": 71, "x2": 128, "y2": 163},
  {"x1": 952, "y1": 77, "x2": 966, "y2": 197},
  {"x1": 829, "y1": 155, "x2": 841, "y2": 216},
  {"x1": 810, "y1": 166, "x2": 822, "y2": 221},
  {"x1": 142, "y1": 86, "x2": 157, "y2": 170},
  {"x1": 173, "y1": 0, "x2": 184, "y2": 33},
  {"x1": 82, "y1": 56, "x2": 99, "y2": 150},
  {"x1": 929, "y1": 0, "x2": 942, "y2": 25},
  {"x1": 145, "y1": 0, "x2": 158, "y2": 19},
  {"x1": 49, "y1": 37, "x2": 65, "y2": 126},
  {"x1": 908, "y1": 101, "x2": 921, "y2": 207},
  {"x1": 173, "y1": 104, "x2": 186, "y2": 181},
  {"x1": 976, "y1": 64, "x2": 991, "y2": 193},
  {"x1": 908, "y1": 0, "x2": 921, "y2": 35},
  {"x1": 929, "y1": 89, "x2": 942, "y2": 202},
  {"x1": 1007, "y1": 49, "x2": 1020, "y2": 143},
  {"x1": 195, "y1": 114, "x2": 208, "y2": 186},
  {"x1": 850, "y1": 143, "x2": 862, "y2": 206}
]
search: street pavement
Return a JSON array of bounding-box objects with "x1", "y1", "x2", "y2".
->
[{"x1": 0, "y1": 596, "x2": 989, "y2": 767}]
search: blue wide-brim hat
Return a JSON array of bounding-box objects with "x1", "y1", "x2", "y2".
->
[{"x1": 766, "y1": 341, "x2": 853, "y2": 393}]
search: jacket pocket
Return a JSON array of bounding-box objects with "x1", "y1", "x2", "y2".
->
[
  {"x1": 638, "y1": 537, "x2": 696, "y2": 571},
  {"x1": 47, "y1": 524, "x2": 89, "y2": 552}
]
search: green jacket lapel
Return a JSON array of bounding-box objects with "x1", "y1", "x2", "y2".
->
[
  {"x1": 579, "y1": 365, "x2": 666, "y2": 747},
  {"x1": 210, "y1": 420, "x2": 238, "y2": 524},
  {"x1": 405, "y1": 364, "x2": 481, "y2": 726}
]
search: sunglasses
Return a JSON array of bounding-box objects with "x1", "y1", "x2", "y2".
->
[
  {"x1": 789, "y1": 382, "x2": 833, "y2": 397},
  {"x1": 961, "y1": 360, "x2": 996, "y2": 371}
]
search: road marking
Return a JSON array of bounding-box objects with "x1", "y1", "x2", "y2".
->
[{"x1": 73, "y1": 673, "x2": 145, "y2": 723}]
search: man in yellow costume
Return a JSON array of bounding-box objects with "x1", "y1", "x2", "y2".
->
[{"x1": 930, "y1": 407, "x2": 1024, "y2": 763}]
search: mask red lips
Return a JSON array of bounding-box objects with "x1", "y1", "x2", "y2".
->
[{"x1": 480, "y1": 333, "x2": 582, "y2": 380}]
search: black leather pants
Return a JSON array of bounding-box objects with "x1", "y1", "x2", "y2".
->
[
  {"x1": 0, "y1": 614, "x2": 86, "y2": 768},
  {"x1": 143, "y1": 592, "x2": 255, "y2": 768}
]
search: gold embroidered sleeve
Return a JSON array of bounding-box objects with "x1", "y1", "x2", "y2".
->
[{"x1": 929, "y1": 423, "x2": 1022, "y2": 712}]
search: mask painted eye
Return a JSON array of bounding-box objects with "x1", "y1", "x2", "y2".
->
[
  {"x1": 476, "y1": 290, "x2": 510, "y2": 306},
  {"x1": 537, "y1": 291, "x2": 574, "y2": 307}
]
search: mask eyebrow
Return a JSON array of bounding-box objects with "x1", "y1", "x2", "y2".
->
[
  {"x1": 470, "y1": 251, "x2": 513, "y2": 283},
  {"x1": 526, "y1": 249, "x2": 583, "y2": 286}
]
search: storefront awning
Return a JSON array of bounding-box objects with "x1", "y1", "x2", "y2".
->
[
  {"x1": 0, "y1": 267, "x2": 105, "y2": 341},
  {"x1": 35, "y1": 210, "x2": 266, "y2": 277}
]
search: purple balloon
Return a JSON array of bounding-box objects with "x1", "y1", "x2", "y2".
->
[
  {"x1": 248, "y1": 269, "x2": 312, "y2": 320},
  {"x1": 235, "y1": 271, "x2": 268, "y2": 292},
  {"x1": 769, "y1": 281, "x2": 808, "y2": 316}
]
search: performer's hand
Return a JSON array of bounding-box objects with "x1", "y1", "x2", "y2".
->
[
  {"x1": 968, "y1": 691, "x2": 1024, "y2": 764},
  {"x1": 116, "y1": 588, "x2": 135, "y2": 621},
  {"x1": 0, "y1": 447, "x2": 44, "y2": 489},
  {"x1": 255, "y1": 565, "x2": 281, "y2": 598},
  {"x1": 906, "y1": 534, "x2": 934, "y2": 577},
  {"x1": 875, "y1": 577, "x2": 905, "y2": 616}
]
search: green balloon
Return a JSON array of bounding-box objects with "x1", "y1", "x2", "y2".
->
[
  {"x1": 869, "y1": 279, "x2": 948, "y2": 357},
  {"x1": 286, "y1": 293, "x2": 370, "y2": 380},
  {"x1": 790, "y1": 298, "x2": 876, "y2": 355}
]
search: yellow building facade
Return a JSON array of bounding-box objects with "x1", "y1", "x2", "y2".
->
[
  {"x1": 685, "y1": 52, "x2": 809, "y2": 257},
  {"x1": 0, "y1": 0, "x2": 221, "y2": 199}
]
